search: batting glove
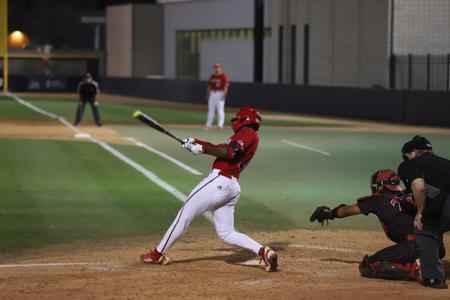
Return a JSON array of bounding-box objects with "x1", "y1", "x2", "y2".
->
[
  {"x1": 182, "y1": 138, "x2": 195, "y2": 145},
  {"x1": 189, "y1": 143, "x2": 204, "y2": 155},
  {"x1": 182, "y1": 141, "x2": 204, "y2": 155}
]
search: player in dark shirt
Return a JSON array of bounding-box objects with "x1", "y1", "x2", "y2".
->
[
  {"x1": 74, "y1": 73, "x2": 102, "y2": 126},
  {"x1": 398, "y1": 135, "x2": 449, "y2": 289},
  {"x1": 310, "y1": 169, "x2": 420, "y2": 281}
]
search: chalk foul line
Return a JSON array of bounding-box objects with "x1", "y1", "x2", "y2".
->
[
  {"x1": 127, "y1": 137, "x2": 202, "y2": 176},
  {"x1": 288, "y1": 243, "x2": 367, "y2": 253},
  {"x1": 0, "y1": 262, "x2": 113, "y2": 268},
  {"x1": 8, "y1": 93, "x2": 212, "y2": 222},
  {"x1": 282, "y1": 139, "x2": 331, "y2": 156}
]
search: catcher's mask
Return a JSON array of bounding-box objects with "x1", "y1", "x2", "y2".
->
[
  {"x1": 370, "y1": 169, "x2": 402, "y2": 193},
  {"x1": 231, "y1": 107, "x2": 261, "y2": 133},
  {"x1": 401, "y1": 135, "x2": 432, "y2": 160}
]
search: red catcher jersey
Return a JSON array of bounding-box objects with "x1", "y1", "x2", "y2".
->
[{"x1": 208, "y1": 73, "x2": 229, "y2": 91}]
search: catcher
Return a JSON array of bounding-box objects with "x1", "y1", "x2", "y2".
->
[{"x1": 310, "y1": 169, "x2": 421, "y2": 281}]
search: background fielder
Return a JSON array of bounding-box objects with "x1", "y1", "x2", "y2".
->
[
  {"x1": 204, "y1": 62, "x2": 228, "y2": 130},
  {"x1": 140, "y1": 107, "x2": 278, "y2": 272}
]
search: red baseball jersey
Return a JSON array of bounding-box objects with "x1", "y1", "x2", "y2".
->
[
  {"x1": 195, "y1": 127, "x2": 258, "y2": 179},
  {"x1": 208, "y1": 73, "x2": 229, "y2": 91}
]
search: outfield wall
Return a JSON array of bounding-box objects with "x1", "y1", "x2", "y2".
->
[{"x1": 101, "y1": 77, "x2": 450, "y2": 127}]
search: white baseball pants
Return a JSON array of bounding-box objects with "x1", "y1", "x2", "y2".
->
[
  {"x1": 156, "y1": 169, "x2": 263, "y2": 255},
  {"x1": 206, "y1": 91, "x2": 225, "y2": 128}
]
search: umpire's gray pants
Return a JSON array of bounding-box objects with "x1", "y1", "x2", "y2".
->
[
  {"x1": 415, "y1": 229, "x2": 445, "y2": 280},
  {"x1": 416, "y1": 191, "x2": 450, "y2": 280}
]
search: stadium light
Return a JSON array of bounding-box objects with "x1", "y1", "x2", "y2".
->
[{"x1": 9, "y1": 30, "x2": 30, "y2": 49}]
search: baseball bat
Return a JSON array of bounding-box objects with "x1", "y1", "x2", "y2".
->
[{"x1": 132, "y1": 110, "x2": 184, "y2": 144}]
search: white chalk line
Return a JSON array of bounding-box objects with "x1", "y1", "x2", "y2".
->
[
  {"x1": 127, "y1": 137, "x2": 202, "y2": 176},
  {"x1": 238, "y1": 257, "x2": 351, "y2": 267},
  {"x1": 238, "y1": 243, "x2": 366, "y2": 268},
  {"x1": 282, "y1": 139, "x2": 331, "y2": 156},
  {"x1": 288, "y1": 243, "x2": 367, "y2": 253},
  {"x1": 0, "y1": 262, "x2": 113, "y2": 269},
  {"x1": 8, "y1": 93, "x2": 213, "y2": 222}
]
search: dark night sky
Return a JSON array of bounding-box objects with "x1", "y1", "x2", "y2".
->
[{"x1": 9, "y1": 0, "x2": 156, "y2": 50}]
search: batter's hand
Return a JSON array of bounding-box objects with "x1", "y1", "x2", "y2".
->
[
  {"x1": 182, "y1": 140, "x2": 203, "y2": 155},
  {"x1": 182, "y1": 138, "x2": 195, "y2": 145},
  {"x1": 414, "y1": 212, "x2": 423, "y2": 230}
]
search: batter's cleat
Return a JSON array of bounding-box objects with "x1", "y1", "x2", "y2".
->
[
  {"x1": 259, "y1": 246, "x2": 278, "y2": 272},
  {"x1": 140, "y1": 248, "x2": 170, "y2": 265},
  {"x1": 203, "y1": 125, "x2": 211, "y2": 130}
]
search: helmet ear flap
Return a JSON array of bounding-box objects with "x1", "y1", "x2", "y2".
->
[{"x1": 370, "y1": 171, "x2": 380, "y2": 192}]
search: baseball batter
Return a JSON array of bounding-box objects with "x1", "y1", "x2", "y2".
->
[
  {"x1": 310, "y1": 169, "x2": 422, "y2": 281},
  {"x1": 140, "y1": 107, "x2": 278, "y2": 272},
  {"x1": 204, "y1": 62, "x2": 229, "y2": 130}
]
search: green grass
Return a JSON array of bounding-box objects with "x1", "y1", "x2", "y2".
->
[
  {"x1": 0, "y1": 139, "x2": 209, "y2": 253},
  {"x1": 2, "y1": 95, "x2": 450, "y2": 254},
  {"x1": 0, "y1": 137, "x2": 295, "y2": 254},
  {"x1": 113, "y1": 125, "x2": 450, "y2": 231},
  {"x1": 0, "y1": 96, "x2": 345, "y2": 127}
]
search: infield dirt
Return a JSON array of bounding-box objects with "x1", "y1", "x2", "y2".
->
[{"x1": 1, "y1": 229, "x2": 449, "y2": 300}]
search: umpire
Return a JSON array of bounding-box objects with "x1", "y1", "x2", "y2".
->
[
  {"x1": 398, "y1": 135, "x2": 450, "y2": 289},
  {"x1": 74, "y1": 73, "x2": 102, "y2": 126}
]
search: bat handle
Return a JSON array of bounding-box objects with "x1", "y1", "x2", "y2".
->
[{"x1": 168, "y1": 133, "x2": 184, "y2": 144}]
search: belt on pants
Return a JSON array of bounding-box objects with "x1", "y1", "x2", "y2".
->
[{"x1": 406, "y1": 234, "x2": 416, "y2": 241}]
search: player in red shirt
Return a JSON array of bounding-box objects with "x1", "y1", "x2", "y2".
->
[
  {"x1": 204, "y1": 62, "x2": 229, "y2": 130},
  {"x1": 140, "y1": 107, "x2": 278, "y2": 272}
]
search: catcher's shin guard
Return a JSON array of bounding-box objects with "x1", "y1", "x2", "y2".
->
[{"x1": 359, "y1": 255, "x2": 420, "y2": 281}]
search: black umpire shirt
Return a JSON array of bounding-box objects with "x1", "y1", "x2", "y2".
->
[
  {"x1": 357, "y1": 191, "x2": 415, "y2": 243},
  {"x1": 77, "y1": 81, "x2": 99, "y2": 102},
  {"x1": 398, "y1": 152, "x2": 450, "y2": 225}
]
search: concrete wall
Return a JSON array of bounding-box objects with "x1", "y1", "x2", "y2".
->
[
  {"x1": 200, "y1": 40, "x2": 253, "y2": 82},
  {"x1": 133, "y1": 5, "x2": 164, "y2": 77},
  {"x1": 200, "y1": 39, "x2": 271, "y2": 82},
  {"x1": 106, "y1": 4, "x2": 163, "y2": 77},
  {"x1": 394, "y1": 0, "x2": 450, "y2": 55},
  {"x1": 163, "y1": 0, "x2": 272, "y2": 80},
  {"x1": 106, "y1": 5, "x2": 133, "y2": 77},
  {"x1": 271, "y1": 0, "x2": 388, "y2": 88}
]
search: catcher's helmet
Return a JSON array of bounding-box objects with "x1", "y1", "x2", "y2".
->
[
  {"x1": 401, "y1": 135, "x2": 432, "y2": 155},
  {"x1": 231, "y1": 107, "x2": 261, "y2": 132},
  {"x1": 370, "y1": 169, "x2": 402, "y2": 193}
]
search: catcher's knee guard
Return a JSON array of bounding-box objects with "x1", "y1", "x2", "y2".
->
[{"x1": 359, "y1": 255, "x2": 420, "y2": 281}]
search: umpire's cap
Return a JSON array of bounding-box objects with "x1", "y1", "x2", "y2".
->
[{"x1": 401, "y1": 135, "x2": 432, "y2": 155}]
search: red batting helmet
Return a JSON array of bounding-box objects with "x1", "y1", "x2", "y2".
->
[
  {"x1": 231, "y1": 107, "x2": 261, "y2": 132},
  {"x1": 370, "y1": 169, "x2": 402, "y2": 193}
]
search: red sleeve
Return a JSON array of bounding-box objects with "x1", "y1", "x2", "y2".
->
[
  {"x1": 222, "y1": 74, "x2": 229, "y2": 87},
  {"x1": 194, "y1": 138, "x2": 215, "y2": 147},
  {"x1": 228, "y1": 128, "x2": 254, "y2": 154}
]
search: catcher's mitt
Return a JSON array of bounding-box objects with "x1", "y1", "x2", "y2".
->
[{"x1": 309, "y1": 206, "x2": 332, "y2": 226}]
